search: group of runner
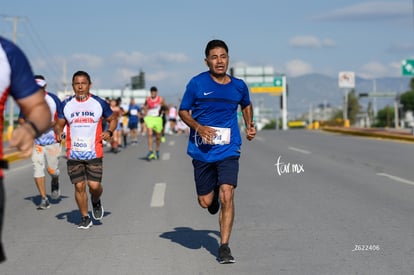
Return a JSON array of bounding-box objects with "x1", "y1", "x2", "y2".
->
[
  {"x1": 1, "y1": 37, "x2": 255, "y2": 265},
  {"x1": 103, "y1": 87, "x2": 188, "y2": 160}
]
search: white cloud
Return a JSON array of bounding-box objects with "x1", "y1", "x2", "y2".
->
[
  {"x1": 313, "y1": 2, "x2": 410, "y2": 21},
  {"x1": 289, "y1": 35, "x2": 336, "y2": 48},
  {"x1": 285, "y1": 60, "x2": 314, "y2": 77},
  {"x1": 113, "y1": 51, "x2": 190, "y2": 67},
  {"x1": 113, "y1": 51, "x2": 147, "y2": 66},
  {"x1": 155, "y1": 52, "x2": 190, "y2": 63},
  {"x1": 358, "y1": 61, "x2": 389, "y2": 78},
  {"x1": 321, "y1": 38, "x2": 336, "y2": 47},
  {"x1": 387, "y1": 44, "x2": 414, "y2": 55},
  {"x1": 71, "y1": 54, "x2": 104, "y2": 68},
  {"x1": 115, "y1": 68, "x2": 138, "y2": 83}
]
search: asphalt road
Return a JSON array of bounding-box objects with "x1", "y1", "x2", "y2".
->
[{"x1": 2, "y1": 130, "x2": 414, "y2": 274}]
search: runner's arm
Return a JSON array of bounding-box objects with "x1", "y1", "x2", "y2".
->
[{"x1": 241, "y1": 104, "x2": 256, "y2": 141}]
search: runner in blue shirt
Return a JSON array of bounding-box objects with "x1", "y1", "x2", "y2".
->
[
  {"x1": 179, "y1": 39, "x2": 256, "y2": 264},
  {"x1": 127, "y1": 97, "x2": 141, "y2": 145}
]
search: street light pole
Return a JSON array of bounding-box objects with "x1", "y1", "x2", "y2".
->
[{"x1": 5, "y1": 16, "x2": 22, "y2": 139}]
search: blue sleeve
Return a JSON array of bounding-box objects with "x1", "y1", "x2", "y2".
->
[
  {"x1": 235, "y1": 78, "x2": 251, "y2": 108},
  {"x1": 93, "y1": 95, "x2": 113, "y2": 118},
  {"x1": 179, "y1": 79, "x2": 196, "y2": 111},
  {"x1": 50, "y1": 93, "x2": 62, "y2": 110},
  {"x1": 58, "y1": 97, "x2": 71, "y2": 119},
  {"x1": 1, "y1": 37, "x2": 39, "y2": 100}
]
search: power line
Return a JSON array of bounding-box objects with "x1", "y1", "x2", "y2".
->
[
  {"x1": 1, "y1": 14, "x2": 63, "y2": 92},
  {"x1": 22, "y1": 19, "x2": 62, "y2": 85}
]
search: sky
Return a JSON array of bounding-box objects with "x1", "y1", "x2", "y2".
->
[{"x1": 1, "y1": 0, "x2": 413, "y2": 104}]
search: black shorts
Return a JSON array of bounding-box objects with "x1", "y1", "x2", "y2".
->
[
  {"x1": 128, "y1": 121, "x2": 138, "y2": 130},
  {"x1": 192, "y1": 156, "x2": 239, "y2": 196},
  {"x1": 67, "y1": 158, "x2": 103, "y2": 184}
]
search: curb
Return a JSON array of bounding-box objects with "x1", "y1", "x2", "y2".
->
[
  {"x1": 321, "y1": 126, "x2": 414, "y2": 143},
  {"x1": 3, "y1": 150, "x2": 22, "y2": 164}
]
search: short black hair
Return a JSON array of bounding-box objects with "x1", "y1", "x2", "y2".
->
[
  {"x1": 34, "y1": 75, "x2": 45, "y2": 80},
  {"x1": 205, "y1": 39, "x2": 228, "y2": 58},
  {"x1": 72, "y1": 70, "x2": 91, "y2": 84},
  {"x1": 150, "y1": 86, "x2": 158, "y2": 92}
]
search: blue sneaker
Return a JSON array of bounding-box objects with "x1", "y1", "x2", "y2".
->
[{"x1": 155, "y1": 151, "x2": 160, "y2": 160}]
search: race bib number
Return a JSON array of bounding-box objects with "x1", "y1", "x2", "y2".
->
[
  {"x1": 207, "y1": 127, "x2": 231, "y2": 145},
  {"x1": 147, "y1": 108, "x2": 160, "y2": 117},
  {"x1": 72, "y1": 137, "x2": 92, "y2": 151},
  {"x1": 130, "y1": 109, "x2": 138, "y2": 116}
]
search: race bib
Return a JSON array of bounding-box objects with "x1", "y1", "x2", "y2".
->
[
  {"x1": 72, "y1": 136, "x2": 92, "y2": 151},
  {"x1": 147, "y1": 109, "x2": 159, "y2": 117},
  {"x1": 130, "y1": 109, "x2": 138, "y2": 116},
  {"x1": 206, "y1": 127, "x2": 231, "y2": 145}
]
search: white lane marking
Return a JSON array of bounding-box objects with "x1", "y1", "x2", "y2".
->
[
  {"x1": 162, "y1": 152, "x2": 170, "y2": 160},
  {"x1": 151, "y1": 183, "x2": 166, "y2": 207},
  {"x1": 168, "y1": 140, "x2": 175, "y2": 146},
  {"x1": 288, "y1": 146, "x2": 311, "y2": 155},
  {"x1": 376, "y1": 173, "x2": 414, "y2": 186}
]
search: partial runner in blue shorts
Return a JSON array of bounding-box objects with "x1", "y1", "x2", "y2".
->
[{"x1": 192, "y1": 156, "x2": 239, "y2": 196}]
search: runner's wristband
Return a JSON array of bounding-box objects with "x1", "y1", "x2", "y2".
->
[
  {"x1": 25, "y1": 120, "x2": 41, "y2": 138},
  {"x1": 107, "y1": 130, "x2": 113, "y2": 137}
]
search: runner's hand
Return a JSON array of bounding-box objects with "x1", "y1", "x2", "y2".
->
[{"x1": 246, "y1": 122, "x2": 256, "y2": 141}]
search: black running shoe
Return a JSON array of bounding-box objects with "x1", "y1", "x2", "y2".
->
[
  {"x1": 37, "y1": 197, "x2": 50, "y2": 210},
  {"x1": 77, "y1": 216, "x2": 92, "y2": 229},
  {"x1": 208, "y1": 187, "x2": 220, "y2": 215},
  {"x1": 91, "y1": 197, "x2": 104, "y2": 220},
  {"x1": 50, "y1": 177, "x2": 60, "y2": 200},
  {"x1": 218, "y1": 244, "x2": 235, "y2": 264}
]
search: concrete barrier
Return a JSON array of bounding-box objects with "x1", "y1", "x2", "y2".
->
[
  {"x1": 3, "y1": 148, "x2": 22, "y2": 164},
  {"x1": 321, "y1": 126, "x2": 414, "y2": 142}
]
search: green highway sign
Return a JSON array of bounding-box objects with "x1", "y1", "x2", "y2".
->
[
  {"x1": 402, "y1": 59, "x2": 414, "y2": 76},
  {"x1": 249, "y1": 76, "x2": 284, "y2": 94},
  {"x1": 273, "y1": 77, "x2": 283, "y2": 87}
]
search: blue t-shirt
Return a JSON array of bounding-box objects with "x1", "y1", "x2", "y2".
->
[
  {"x1": 179, "y1": 71, "x2": 251, "y2": 162},
  {"x1": 0, "y1": 36, "x2": 39, "y2": 101},
  {"x1": 19, "y1": 92, "x2": 62, "y2": 146},
  {"x1": 128, "y1": 104, "x2": 140, "y2": 124}
]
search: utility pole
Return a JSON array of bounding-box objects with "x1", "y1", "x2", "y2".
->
[
  {"x1": 281, "y1": 75, "x2": 287, "y2": 130},
  {"x1": 308, "y1": 103, "x2": 313, "y2": 126},
  {"x1": 2, "y1": 16, "x2": 24, "y2": 138},
  {"x1": 373, "y1": 79, "x2": 377, "y2": 117},
  {"x1": 62, "y1": 59, "x2": 68, "y2": 95}
]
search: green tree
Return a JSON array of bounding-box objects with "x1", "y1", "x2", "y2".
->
[
  {"x1": 374, "y1": 105, "x2": 394, "y2": 127},
  {"x1": 347, "y1": 89, "x2": 360, "y2": 125},
  {"x1": 399, "y1": 77, "x2": 414, "y2": 112}
]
